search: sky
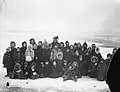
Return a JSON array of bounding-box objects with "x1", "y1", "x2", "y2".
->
[{"x1": 0, "y1": 0, "x2": 120, "y2": 72}]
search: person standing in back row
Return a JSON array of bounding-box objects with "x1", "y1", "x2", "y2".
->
[{"x1": 3, "y1": 47, "x2": 12, "y2": 77}]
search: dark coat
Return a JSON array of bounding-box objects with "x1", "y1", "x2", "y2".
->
[
  {"x1": 88, "y1": 62, "x2": 97, "y2": 78},
  {"x1": 106, "y1": 48, "x2": 120, "y2": 90},
  {"x1": 20, "y1": 47, "x2": 27, "y2": 54},
  {"x1": 97, "y1": 61, "x2": 108, "y2": 81},
  {"x1": 11, "y1": 48, "x2": 17, "y2": 66},
  {"x1": 63, "y1": 63, "x2": 78, "y2": 82},
  {"x1": 13, "y1": 52, "x2": 25, "y2": 66},
  {"x1": 40, "y1": 49, "x2": 50, "y2": 62},
  {"x1": 63, "y1": 49, "x2": 73, "y2": 64},
  {"x1": 90, "y1": 51, "x2": 102, "y2": 64},
  {"x1": 3, "y1": 52, "x2": 12, "y2": 68},
  {"x1": 80, "y1": 52, "x2": 91, "y2": 76}
]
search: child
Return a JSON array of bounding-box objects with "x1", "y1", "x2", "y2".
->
[
  {"x1": 30, "y1": 62, "x2": 39, "y2": 79},
  {"x1": 97, "y1": 58, "x2": 107, "y2": 81},
  {"x1": 23, "y1": 62, "x2": 33, "y2": 79},
  {"x1": 63, "y1": 61, "x2": 78, "y2": 82},
  {"x1": 9, "y1": 62, "x2": 23, "y2": 79},
  {"x1": 25, "y1": 45, "x2": 34, "y2": 62},
  {"x1": 88, "y1": 56, "x2": 98, "y2": 78},
  {"x1": 13, "y1": 47, "x2": 24, "y2": 68}
]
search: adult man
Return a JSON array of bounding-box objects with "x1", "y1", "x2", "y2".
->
[
  {"x1": 50, "y1": 44, "x2": 63, "y2": 78},
  {"x1": 10, "y1": 41, "x2": 17, "y2": 74},
  {"x1": 29, "y1": 38, "x2": 36, "y2": 46},
  {"x1": 3, "y1": 47, "x2": 12, "y2": 77},
  {"x1": 51, "y1": 36, "x2": 59, "y2": 48},
  {"x1": 20, "y1": 41, "x2": 27, "y2": 54}
]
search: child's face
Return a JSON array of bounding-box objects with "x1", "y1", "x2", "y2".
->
[
  {"x1": 42, "y1": 45, "x2": 45, "y2": 49},
  {"x1": 78, "y1": 43, "x2": 81, "y2": 48},
  {"x1": 107, "y1": 56, "x2": 111, "y2": 60},
  {"x1": 17, "y1": 48, "x2": 20, "y2": 52},
  {"x1": 79, "y1": 55, "x2": 83, "y2": 61},
  {"x1": 23, "y1": 43, "x2": 27, "y2": 47},
  {"x1": 38, "y1": 42, "x2": 42, "y2": 46},
  {"x1": 54, "y1": 45, "x2": 58, "y2": 49},
  {"x1": 66, "y1": 43, "x2": 69, "y2": 46},
  {"x1": 64, "y1": 61, "x2": 67, "y2": 66},
  {"x1": 101, "y1": 60, "x2": 104, "y2": 63},
  {"x1": 70, "y1": 46, "x2": 73, "y2": 50},
  {"x1": 92, "y1": 59, "x2": 97, "y2": 63},
  {"x1": 24, "y1": 63, "x2": 28, "y2": 68},
  {"x1": 75, "y1": 51, "x2": 79, "y2": 55},
  {"x1": 60, "y1": 44, "x2": 64, "y2": 47}
]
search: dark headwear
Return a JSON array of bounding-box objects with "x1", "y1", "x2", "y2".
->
[
  {"x1": 83, "y1": 41, "x2": 87, "y2": 46},
  {"x1": 107, "y1": 53, "x2": 112, "y2": 57},
  {"x1": 53, "y1": 36, "x2": 59, "y2": 39},
  {"x1": 65, "y1": 41, "x2": 69, "y2": 44},
  {"x1": 29, "y1": 38, "x2": 35, "y2": 41},
  {"x1": 74, "y1": 43, "x2": 77, "y2": 46},
  {"x1": 10, "y1": 41, "x2": 15, "y2": 44},
  {"x1": 22, "y1": 41, "x2": 27, "y2": 46}
]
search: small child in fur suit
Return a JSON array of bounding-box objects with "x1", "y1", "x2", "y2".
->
[
  {"x1": 62, "y1": 61, "x2": 78, "y2": 82},
  {"x1": 9, "y1": 62, "x2": 23, "y2": 79}
]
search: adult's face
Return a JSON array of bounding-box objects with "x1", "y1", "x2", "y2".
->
[
  {"x1": 38, "y1": 41, "x2": 42, "y2": 46},
  {"x1": 66, "y1": 42, "x2": 69, "y2": 46},
  {"x1": 53, "y1": 39, "x2": 58, "y2": 43},
  {"x1": 60, "y1": 43, "x2": 64, "y2": 48},
  {"x1": 83, "y1": 44, "x2": 87, "y2": 48},
  {"x1": 74, "y1": 44, "x2": 78, "y2": 48},
  {"x1": 107, "y1": 56, "x2": 111, "y2": 60},
  {"x1": 17, "y1": 48, "x2": 21, "y2": 52},
  {"x1": 78, "y1": 43, "x2": 81, "y2": 48},
  {"x1": 30, "y1": 39, "x2": 35, "y2": 45},
  {"x1": 23, "y1": 43, "x2": 27, "y2": 47},
  {"x1": 70, "y1": 45, "x2": 74, "y2": 50},
  {"x1": 75, "y1": 50, "x2": 79, "y2": 56},
  {"x1": 10, "y1": 43, "x2": 16, "y2": 48},
  {"x1": 42, "y1": 45, "x2": 45, "y2": 49}
]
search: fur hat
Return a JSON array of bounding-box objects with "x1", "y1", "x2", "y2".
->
[
  {"x1": 6, "y1": 47, "x2": 11, "y2": 52},
  {"x1": 29, "y1": 38, "x2": 35, "y2": 41},
  {"x1": 53, "y1": 36, "x2": 59, "y2": 39}
]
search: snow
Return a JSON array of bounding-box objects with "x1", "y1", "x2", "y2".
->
[{"x1": 2, "y1": 77, "x2": 109, "y2": 92}]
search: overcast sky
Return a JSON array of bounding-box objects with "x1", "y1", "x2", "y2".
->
[{"x1": 1, "y1": 0, "x2": 120, "y2": 40}]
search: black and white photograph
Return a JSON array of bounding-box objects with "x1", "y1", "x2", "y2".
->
[{"x1": 1, "y1": 0, "x2": 120, "y2": 92}]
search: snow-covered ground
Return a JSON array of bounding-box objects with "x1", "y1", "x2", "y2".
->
[{"x1": 0, "y1": 76, "x2": 110, "y2": 92}]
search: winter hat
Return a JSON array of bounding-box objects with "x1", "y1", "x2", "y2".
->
[{"x1": 53, "y1": 36, "x2": 59, "y2": 39}]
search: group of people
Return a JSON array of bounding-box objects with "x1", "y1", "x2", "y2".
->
[{"x1": 2, "y1": 36, "x2": 116, "y2": 82}]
